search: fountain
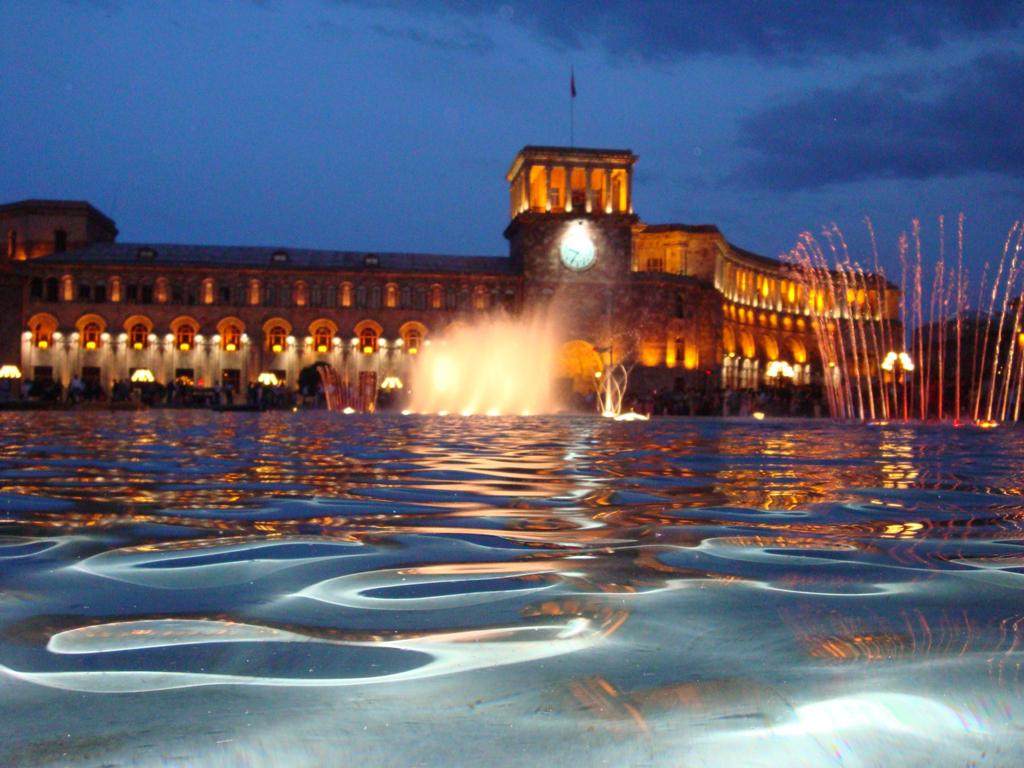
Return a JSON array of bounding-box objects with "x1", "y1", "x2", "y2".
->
[
  {"x1": 405, "y1": 309, "x2": 564, "y2": 416},
  {"x1": 788, "y1": 217, "x2": 1024, "y2": 424}
]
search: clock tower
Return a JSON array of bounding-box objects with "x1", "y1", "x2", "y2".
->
[{"x1": 503, "y1": 146, "x2": 639, "y2": 344}]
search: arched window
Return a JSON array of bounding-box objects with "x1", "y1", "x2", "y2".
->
[
  {"x1": 341, "y1": 282, "x2": 353, "y2": 308},
  {"x1": 430, "y1": 284, "x2": 443, "y2": 310},
  {"x1": 34, "y1": 323, "x2": 51, "y2": 349},
  {"x1": 313, "y1": 325, "x2": 332, "y2": 353},
  {"x1": 360, "y1": 326, "x2": 378, "y2": 355},
  {"x1": 472, "y1": 285, "x2": 488, "y2": 311},
  {"x1": 310, "y1": 283, "x2": 322, "y2": 308},
  {"x1": 222, "y1": 324, "x2": 241, "y2": 352},
  {"x1": 201, "y1": 278, "x2": 215, "y2": 305},
  {"x1": 130, "y1": 323, "x2": 148, "y2": 350},
  {"x1": 176, "y1": 324, "x2": 195, "y2": 351},
  {"x1": 248, "y1": 278, "x2": 261, "y2": 306},
  {"x1": 385, "y1": 282, "x2": 398, "y2": 308},
  {"x1": 294, "y1": 280, "x2": 307, "y2": 307},
  {"x1": 155, "y1": 276, "x2": 170, "y2": 304},
  {"x1": 404, "y1": 328, "x2": 422, "y2": 354},
  {"x1": 267, "y1": 325, "x2": 287, "y2": 354},
  {"x1": 82, "y1": 322, "x2": 101, "y2": 350}
]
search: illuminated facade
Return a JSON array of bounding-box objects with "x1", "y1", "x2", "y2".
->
[{"x1": 0, "y1": 146, "x2": 898, "y2": 400}]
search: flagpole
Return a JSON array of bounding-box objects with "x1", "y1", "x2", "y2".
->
[{"x1": 570, "y1": 66, "x2": 576, "y2": 147}]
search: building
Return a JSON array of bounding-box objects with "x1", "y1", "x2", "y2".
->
[{"x1": 0, "y1": 145, "x2": 899, "y2": 407}]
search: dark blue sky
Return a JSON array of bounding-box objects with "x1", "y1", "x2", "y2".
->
[{"x1": 2, "y1": 1, "x2": 1022, "y2": 279}]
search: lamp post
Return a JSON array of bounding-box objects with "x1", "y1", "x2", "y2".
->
[
  {"x1": 0, "y1": 364, "x2": 22, "y2": 401},
  {"x1": 881, "y1": 350, "x2": 915, "y2": 421}
]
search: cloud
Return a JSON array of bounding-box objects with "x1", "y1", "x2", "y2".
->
[
  {"x1": 330, "y1": 1, "x2": 1023, "y2": 62},
  {"x1": 735, "y1": 51, "x2": 1024, "y2": 190},
  {"x1": 371, "y1": 21, "x2": 493, "y2": 55}
]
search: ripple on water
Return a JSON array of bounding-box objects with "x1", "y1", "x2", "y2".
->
[{"x1": 1, "y1": 413, "x2": 1024, "y2": 765}]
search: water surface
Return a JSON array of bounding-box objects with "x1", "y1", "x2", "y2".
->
[{"x1": 1, "y1": 412, "x2": 1022, "y2": 766}]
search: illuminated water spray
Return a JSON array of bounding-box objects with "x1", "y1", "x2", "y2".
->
[
  {"x1": 788, "y1": 217, "x2": 1024, "y2": 424},
  {"x1": 407, "y1": 309, "x2": 563, "y2": 416}
]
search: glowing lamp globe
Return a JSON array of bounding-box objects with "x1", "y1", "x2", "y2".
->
[{"x1": 257, "y1": 372, "x2": 279, "y2": 386}]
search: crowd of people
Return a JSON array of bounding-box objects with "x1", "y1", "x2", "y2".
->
[{"x1": 5, "y1": 375, "x2": 829, "y2": 418}]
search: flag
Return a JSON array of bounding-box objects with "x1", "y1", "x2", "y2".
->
[{"x1": 571, "y1": 68, "x2": 576, "y2": 98}]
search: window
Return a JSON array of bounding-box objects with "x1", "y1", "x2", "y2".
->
[
  {"x1": 54, "y1": 229, "x2": 67, "y2": 253},
  {"x1": 130, "y1": 323, "x2": 148, "y2": 350},
  {"x1": 263, "y1": 284, "x2": 276, "y2": 307},
  {"x1": 280, "y1": 285, "x2": 291, "y2": 306},
  {"x1": 472, "y1": 286, "x2": 488, "y2": 311},
  {"x1": 446, "y1": 288, "x2": 457, "y2": 310},
  {"x1": 326, "y1": 285, "x2": 337, "y2": 308},
  {"x1": 403, "y1": 327, "x2": 422, "y2": 354},
  {"x1": 385, "y1": 283, "x2": 397, "y2": 309},
  {"x1": 176, "y1": 324, "x2": 195, "y2": 351},
  {"x1": 82, "y1": 322, "x2": 101, "y2": 350},
  {"x1": 7, "y1": 230, "x2": 16, "y2": 259},
  {"x1": 400, "y1": 285, "x2": 411, "y2": 309},
  {"x1": 360, "y1": 326, "x2": 378, "y2": 355},
  {"x1": 94, "y1": 283, "x2": 106, "y2": 303},
  {"x1": 414, "y1": 286, "x2": 427, "y2": 310},
  {"x1": 341, "y1": 282, "x2": 353, "y2": 308},
  {"x1": 30, "y1": 278, "x2": 42, "y2": 299},
  {"x1": 430, "y1": 284, "x2": 442, "y2": 310},
  {"x1": 126, "y1": 283, "x2": 138, "y2": 303},
  {"x1": 271, "y1": 250, "x2": 289, "y2": 264},
  {"x1": 355, "y1": 284, "x2": 366, "y2": 309},
  {"x1": 141, "y1": 284, "x2": 154, "y2": 304},
  {"x1": 33, "y1": 323, "x2": 52, "y2": 350},
  {"x1": 645, "y1": 256, "x2": 664, "y2": 272},
  {"x1": 219, "y1": 285, "x2": 231, "y2": 304},
  {"x1": 311, "y1": 284, "x2": 322, "y2": 308},
  {"x1": 45, "y1": 278, "x2": 59, "y2": 302},
  {"x1": 222, "y1": 324, "x2": 241, "y2": 352},
  {"x1": 313, "y1": 325, "x2": 332, "y2": 353},
  {"x1": 78, "y1": 283, "x2": 92, "y2": 302},
  {"x1": 369, "y1": 284, "x2": 381, "y2": 309},
  {"x1": 267, "y1": 325, "x2": 287, "y2": 354},
  {"x1": 172, "y1": 285, "x2": 184, "y2": 304}
]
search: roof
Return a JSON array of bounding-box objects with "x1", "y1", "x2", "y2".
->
[
  {"x1": 0, "y1": 199, "x2": 117, "y2": 231},
  {"x1": 726, "y1": 242, "x2": 787, "y2": 269},
  {"x1": 507, "y1": 145, "x2": 637, "y2": 179},
  {"x1": 640, "y1": 223, "x2": 723, "y2": 235},
  {"x1": 26, "y1": 241, "x2": 518, "y2": 276}
]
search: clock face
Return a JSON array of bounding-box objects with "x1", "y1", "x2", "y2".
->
[{"x1": 560, "y1": 223, "x2": 596, "y2": 272}]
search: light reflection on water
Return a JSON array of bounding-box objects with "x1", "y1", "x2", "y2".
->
[{"x1": 1, "y1": 412, "x2": 1024, "y2": 766}]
